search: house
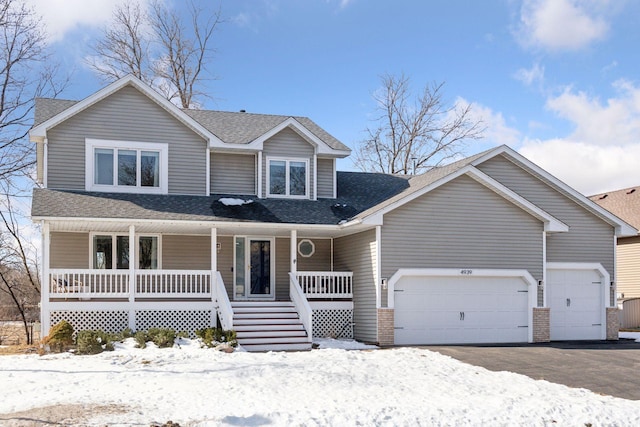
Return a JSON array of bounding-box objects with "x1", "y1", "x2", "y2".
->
[
  {"x1": 590, "y1": 187, "x2": 640, "y2": 327},
  {"x1": 30, "y1": 75, "x2": 637, "y2": 351}
]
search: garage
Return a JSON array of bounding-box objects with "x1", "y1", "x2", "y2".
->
[
  {"x1": 547, "y1": 263, "x2": 607, "y2": 341},
  {"x1": 390, "y1": 269, "x2": 536, "y2": 345}
]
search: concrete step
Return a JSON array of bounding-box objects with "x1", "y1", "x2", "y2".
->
[
  {"x1": 233, "y1": 306, "x2": 297, "y2": 314},
  {"x1": 234, "y1": 312, "x2": 299, "y2": 319},
  {"x1": 240, "y1": 342, "x2": 312, "y2": 352},
  {"x1": 238, "y1": 336, "x2": 310, "y2": 345},
  {"x1": 231, "y1": 301, "x2": 294, "y2": 308},
  {"x1": 236, "y1": 330, "x2": 307, "y2": 339},
  {"x1": 234, "y1": 318, "x2": 301, "y2": 326},
  {"x1": 234, "y1": 323, "x2": 305, "y2": 332}
]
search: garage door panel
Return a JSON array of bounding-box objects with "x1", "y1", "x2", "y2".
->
[{"x1": 394, "y1": 273, "x2": 530, "y2": 345}]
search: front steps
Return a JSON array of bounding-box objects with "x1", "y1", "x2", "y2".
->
[{"x1": 232, "y1": 301, "x2": 312, "y2": 352}]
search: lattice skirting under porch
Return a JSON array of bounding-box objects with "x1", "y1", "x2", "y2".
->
[
  {"x1": 50, "y1": 310, "x2": 214, "y2": 337},
  {"x1": 312, "y1": 309, "x2": 353, "y2": 339}
]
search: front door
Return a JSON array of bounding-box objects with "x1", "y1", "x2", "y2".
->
[{"x1": 248, "y1": 238, "x2": 275, "y2": 299}]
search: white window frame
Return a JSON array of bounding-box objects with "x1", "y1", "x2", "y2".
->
[
  {"x1": 85, "y1": 138, "x2": 169, "y2": 194},
  {"x1": 266, "y1": 156, "x2": 310, "y2": 199},
  {"x1": 89, "y1": 232, "x2": 162, "y2": 270}
]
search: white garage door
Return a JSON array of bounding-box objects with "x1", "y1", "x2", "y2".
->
[
  {"x1": 393, "y1": 273, "x2": 531, "y2": 345},
  {"x1": 547, "y1": 266, "x2": 604, "y2": 341}
]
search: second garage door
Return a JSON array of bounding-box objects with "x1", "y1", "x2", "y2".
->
[{"x1": 393, "y1": 272, "x2": 532, "y2": 345}]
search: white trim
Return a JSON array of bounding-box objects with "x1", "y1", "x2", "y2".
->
[
  {"x1": 30, "y1": 75, "x2": 221, "y2": 144},
  {"x1": 297, "y1": 238, "x2": 315, "y2": 258},
  {"x1": 41, "y1": 221, "x2": 50, "y2": 336},
  {"x1": 265, "y1": 156, "x2": 310, "y2": 199},
  {"x1": 332, "y1": 158, "x2": 337, "y2": 199},
  {"x1": 205, "y1": 148, "x2": 211, "y2": 195},
  {"x1": 128, "y1": 226, "x2": 135, "y2": 307},
  {"x1": 613, "y1": 235, "x2": 617, "y2": 305},
  {"x1": 387, "y1": 268, "x2": 537, "y2": 343},
  {"x1": 257, "y1": 151, "x2": 263, "y2": 198},
  {"x1": 542, "y1": 231, "x2": 547, "y2": 308},
  {"x1": 290, "y1": 230, "x2": 297, "y2": 275},
  {"x1": 43, "y1": 138, "x2": 48, "y2": 188},
  {"x1": 85, "y1": 138, "x2": 168, "y2": 194},
  {"x1": 471, "y1": 145, "x2": 637, "y2": 237},
  {"x1": 375, "y1": 225, "x2": 382, "y2": 309},
  {"x1": 246, "y1": 236, "x2": 276, "y2": 300},
  {"x1": 309, "y1": 301, "x2": 353, "y2": 310},
  {"x1": 211, "y1": 227, "x2": 217, "y2": 274},
  {"x1": 546, "y1": 262, "x2": 610, "y2": 340},
  {"x1": 363, "y1": 165, "x2": 568, "y2": 233},
  {"x1": 313, "y1": 154, "x2": 317, "y2": 201}
]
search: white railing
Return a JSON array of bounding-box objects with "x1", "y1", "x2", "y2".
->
[
  {"x1": 296, "y1": 271, "x2": 353, "y2": 299},
  {"x1": 289, "y1": 273, "x2": 313, "y2": 342},
  {"x1": 136, "y1": 270, "x2": 211, "y2": 298},
  {"x1": 215, "y1": 271, "x2": 234, "y2": 330},
  {"x1": 49, "y1": 269, "x2": 129, "y2": 298}
]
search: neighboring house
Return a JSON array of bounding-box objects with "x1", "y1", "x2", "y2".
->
[
  {"x1": 30, "y1": 76, "x2": 637, "y2": 351},
  {"x1": 590, "y1": 187, "x2": 640, "y2": 300}
]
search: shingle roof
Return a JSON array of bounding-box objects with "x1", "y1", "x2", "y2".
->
[
  {"x1": 31, "y1": 172, "x2": 411, "y2": 224},
  {"x1": 590, "y1": 186, "x2": 640, "y2": 233},
  {"x1": 33, "y1": 97, "x2": 350, "y2": 151}
]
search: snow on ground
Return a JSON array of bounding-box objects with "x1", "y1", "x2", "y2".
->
[
  {"x1": 2, "y1": 339, "x2": 640, "y2": 426},
  {"x1": 620, "y1": 331, "x2": 640, "y2": 342}
]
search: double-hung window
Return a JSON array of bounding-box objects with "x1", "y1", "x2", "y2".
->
[
  {"x1": 267, "y1": 158, "x2": 309, "y2": 198},
  {"x1": 92, "y1": 234, "x2": 160, "y2": 270},
  {"x1": 87, "y1": 139, "x2": 168, "y2": 193}
]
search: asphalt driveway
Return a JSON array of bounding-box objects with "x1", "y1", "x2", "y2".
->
[{"x1": 424, "y1": 338, "x2": 640, "y2": 401}]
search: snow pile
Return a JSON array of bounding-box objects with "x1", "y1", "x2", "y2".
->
[
  {"x1": 620, "y1": 331, "x2": 640, "y2": 342},
  {"x1": 313, "y1": 337, "x2": 378, "y2": 350},
  {"x1": 1, "y1": 339, "x2": 640, "y2": 426},
  {"x1": 219, "y1": 197, "x2": 253, "y2": 206}
]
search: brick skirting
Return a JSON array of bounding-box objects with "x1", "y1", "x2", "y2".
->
[
  {"x1": 377, "y1": 308, "x2": 394, "y2": 346},
  {"x1": 532, "y1": 307, "x2": 550, "y2": 343}
]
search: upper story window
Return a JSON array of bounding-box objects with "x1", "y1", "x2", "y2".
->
[
  {"x1": 267, "y1": 157, "x2": 308, "y2": 198},
  {"x1": 86, "y1": 139, "x2": 168, "y2": 194}
]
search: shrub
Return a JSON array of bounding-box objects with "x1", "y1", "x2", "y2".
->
[
  {"x1": 148, "y1": 328, "x2": 176, "y2": 348},
  {"x1": 42, "y1": 320, "x2": 74, "y2": 353},
  {"x1": 134, "y1": 330, "x2": 148, "y2": 349},
  {"x1": 195, "y1": 327, "x2": 237, "y2": 348},
  {"x1": 76, "y1": 330, "x2": 115, "y2": 355}
]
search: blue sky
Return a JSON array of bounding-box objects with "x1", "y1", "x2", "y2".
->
[{"x1": 28, "y1": 0, "x2": 640, "y2": 195}]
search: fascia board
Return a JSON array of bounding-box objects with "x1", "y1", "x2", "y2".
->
[
  {"x1": 30, "y1": 75, "x2": 224, "y2": 145},
  {"x1": 476, "y1": 145, "x2": 637, "y2": 237}
]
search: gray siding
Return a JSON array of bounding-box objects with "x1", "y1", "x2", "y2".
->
[
  {"x1": 317, "y1": 158, "x2": 334, "y2": 198},
  {"x1": 617, "y1": 237, "x2": 640, "y2": 299},
  {"x1": 211, "y1": 152, "x2": 256, "y2": 195},
  {"x1": 36, "y1": 141, "x2": 44, "y2": 183},
  {"x1": 335, "y1": 229, "x2": 377, "y2": 343},
  {"x1": 477, "y1": 155, "x2": 615, "y2": 275},
  {"x1": 262, "y1": 128, "x2": 315, "y2": 199},
  {"x1": 47, "y1": 85, "x2": 207, "y2": 195},
  {"x1": 297, "y1": 238, "x2": 332, "y2": 271},
  {"x1": 217, "y1": 236, "x2": 234, "y2": 298},
  {"x1": 381, "y1": 175, "x2": 544, "y2": 284},
  {"x1": 162, "y1": 235, "x2": 210, "y2": 269},
  {"x1": 275, "y1": 238, "x2": 290, "y2": 301},
  {"x1": 50, "y1": 232, "x2": 89, "y2": 268}
]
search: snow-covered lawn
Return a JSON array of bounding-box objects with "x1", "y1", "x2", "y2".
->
[{"x1": 1, "y1": 338, "x2": 640, "y2": 426}]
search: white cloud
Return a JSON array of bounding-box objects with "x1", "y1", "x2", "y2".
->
[
  {"x1": 25, "y1": 0, "x2": 149, "y2": 43},
  {"x1": 519, "y1": 139, "x2": 640, "y2": 195},
  {"x1": 456, "y1": 98, "x2": 521, "y2": 146},
  {"x1": 517, "y1": 0, "x2": 609, "y2": 51},
  {"x1": 513, "y1": 63, "x2": 545, "y2": 86}
]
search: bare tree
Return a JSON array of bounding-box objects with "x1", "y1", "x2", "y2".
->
[
  {"x1": 88, "y1": 0, "x2": 223, "y2": 108},
  {"x1": 354, "y1": 73, "x2": 485, "y2": 175},
  {"x1": 0, "y1": 0, "x2": 66, "y2": 192}
]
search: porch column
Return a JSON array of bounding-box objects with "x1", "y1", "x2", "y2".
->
[
  {"x1": 211, "y1": 227, "x2": 217, "y2": 301},
  {"x1": 290, "y1": 229, "x2": 297, "y2": 276},
  {"x1": 41, "y1": 221, "x2": 51, "y2": 337},
  {"x1": 128, "y1": 225, "x2": 135, "y2": 330}
]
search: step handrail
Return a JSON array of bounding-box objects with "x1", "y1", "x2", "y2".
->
[
  {"x1": 215, "y1": 271, "x2": 234, "y2": 330},
  {"x1": 289, "y1": 272, "x2": 313, "y2": 342}
]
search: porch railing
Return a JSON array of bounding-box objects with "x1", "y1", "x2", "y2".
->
[
  {"x1": 49, "y1": 269, "x2": 211, "y2": 299},
  {"x1": 136, "y1": 270, "x2": 211, "y2": 298},
  {"x1": 289, "y1": 273, "x2": 313, "y2": 342},
  {"x1": 296, "y1": 271, "x2": 353, "y2": 299},
  {"x1": 215, "y1": 271, "x2": 234, "y2": 330}
]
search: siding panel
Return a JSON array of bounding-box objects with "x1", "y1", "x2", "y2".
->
[
  {"x1": 217, "y1": 236, "x2": 234, "y2": 298},
  {"x1": 334, "y1": 230, "x2": 377, "y2": 343},
  {"x1": 317, "y1": 158, "x2": 334, "y2": 198},
  {"x1": 47, "y1": 85, "x2": 207, "y2": 195},
  {"x1": 618, "y1": 237, "x2": 640, "y2": 298},
  {"x1": 477, "y1": 155, "x2": 615, "y2": 276},
  {"x1": 381, "y1": 175, "x2": 544, "y2": 282},
  {"x1": 50, "y1": 232, "x2": 89, "y2": 268},
  {"x1": 297, "y1": 238, "x2": 332, "y2": 271},
  {"x1": 162, "y1": 235, "x2": 210, "y2": 269},
  {"x1": 262, "y1": 128, "x2": 315, "y2": 199},
  {"x1": 211, "y1": 152, "x2": 256, "y2": 195}
]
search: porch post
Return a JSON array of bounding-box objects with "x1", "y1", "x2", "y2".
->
[
  {"x1": 211, "y1": 227, "x2": 217, "y2": 299},
  {"x1": 128, "y1": 225, "x2": 135, "y2": 330},
  {"x1": 290, "y1": 229, "x2": 297, "y2": 276},
  {"x1": 41, "y1": 221, "x2": 51, "y2": 337}
]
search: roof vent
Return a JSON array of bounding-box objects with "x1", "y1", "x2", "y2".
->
[
  {"x1": 627, "y1": 189, "x2": 636, "y2": 194},
  {"x1": 239, "y1": 109, "x2": 246, "y2": 113},
  {"x1": 599, "y1": 194, "x2": 608, "y2": 200}
]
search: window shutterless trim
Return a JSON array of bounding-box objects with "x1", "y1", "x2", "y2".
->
[{"x1": 265, "y1": 156, "x2": 310, "y2": 199}]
